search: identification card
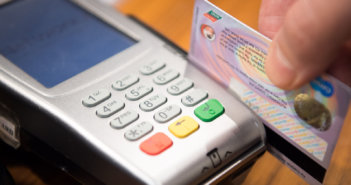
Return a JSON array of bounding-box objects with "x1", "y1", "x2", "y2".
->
[{"x1": 189, "y1": 0, "x2": 351, "y2": 184}]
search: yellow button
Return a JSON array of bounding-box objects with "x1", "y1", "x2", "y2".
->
[{"x1": 169, "y1": 116, "x2": 199, "y2": 138}]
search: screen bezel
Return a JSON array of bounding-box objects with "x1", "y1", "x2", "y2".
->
[{"x1": 0, "y1": 0, "x2": 164, "y2": 96}]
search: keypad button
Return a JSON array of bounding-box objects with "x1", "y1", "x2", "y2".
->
[
  {"x1": 125, "y1": 122, "x2": 153, "y2": 141},
  {"x1": 82, "y1": 89, "x2": 111, "y2": 107},
  {"x1": 167, "y1": 78, "x2": 194, "y2": 95},
  {"x1": 153, "y1": 69, "x2": 179, "y2": 85},
  {"x1": 154, "y1": 104, "x2": 182, "y2": 123},
  {"x1": 125, "y1": 85, "x2": 153, "y2": 101},
  {"x1": 194, "y1": 99, "x2": 224, "y2": 122},
  {"x1": 110, "y1": 110, "x2": 139, "y2": 129},
  {"x1": 140, "y1": 133, "x2": 173, "y2": 155},
  {"x1": 140, "y1": 60, "x2": 165, "y2": 75},
  {"x1": 181, "y1": 89, "x2": 208, "y2": 107},
  {"x1": 139, "y1": 94, "x2": 167, "y2": 112},
  {"x1": 169, "y1": 116, "x2": 199, "y2": 138},
  {"x1": 96, "y1": 99, "x2": 125, "y2": 118},
  {"x1": 112, "y1": 74, "x2": 139, "y2": 91}
]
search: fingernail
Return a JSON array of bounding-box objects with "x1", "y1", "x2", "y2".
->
[{"x1": 266, "y1": 41, "x2": 297, "y2": 90}]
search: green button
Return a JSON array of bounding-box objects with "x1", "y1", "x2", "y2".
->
[{"x1": 194, "y1": 99, "x2": 224, "y2": 122}]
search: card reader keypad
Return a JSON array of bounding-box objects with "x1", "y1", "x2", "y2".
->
[
  {"x1": 169, "y1": 116, "x2": 199, "y2": 138},
  {"x1": 181, "y1": 89, "x2": 208, "y2": 107},
  {"x1": 167, "y1": 78, "x2": 194, "y2": 95},
  {"x1": 139, "y1": 94, "x2": 167, "y2": 112},
  {"x1": 139, "y1": 60, "x2": 165, "y2": 75},
  {"x1": 125, "y1": 85, "x2": 153, "y2": 101},
  {"x1": 110, "y1": 110, "x2": 139, "y2": 129},
  {"x1": 96, "y1": 99, "x2": 125, "y2": 118},
  {"x1": 153, "y1": 69, "x2": 180, "y2": 85},
  {"x1": 112, "y1": 74, "x2": 139, "y2": 91},
  {"x1": 154, "y1": 104, "x2": 182, "y2": 123},
  {"x1": 82, "y1": 89, "x2": 111, "y2": 107},
  {"x1": 125, "y1": 121, "x2": 153, "y2": 141},
  {"x1": 82, "y1": 61, "x2": 225, "y2": 155}
]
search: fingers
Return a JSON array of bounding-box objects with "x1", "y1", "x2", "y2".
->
[
  {"x1": 265, "y1": 0, "x2": 351, "y2": 90},
  {"x1": 258, "y1": 0, "x2": 296, "y2": 39},
  {"x1": 327, "y1": 41, "x2": 351, "y2": 87}
]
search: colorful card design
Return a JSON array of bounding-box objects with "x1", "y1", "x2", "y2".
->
[{"x1": 189, "y1": 0, "x2": 351, "y2": 184}]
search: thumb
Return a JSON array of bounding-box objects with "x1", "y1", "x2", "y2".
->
[{"x1": 265, "y1": 0, "x2": 351, "y2": 90}]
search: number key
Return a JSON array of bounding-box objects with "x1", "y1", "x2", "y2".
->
[
  {"x1": 82, "y1": 89, "x2": 111, "y2": 107},
  {"x1": 153, "y1": 69, "x2": 179, "y2": 85},
  {"x1": 140, "y1": 60, "x2": 165, "y2": 75},
  {"x1": 112, "y1": 74, "x2": 139, "y2": 91},
  {"x1": 96, "y1": 99, "x2": 124, "y2": 118},
  {"x1": 167, "y1": 78, "x2": 193, "y2": 95},
  {"x1": 140, "y1": 94, "x2": 167, "y2": 112},
  {"x1": 110, "y1": 110, "x2": 139, "y2": 129},
  {"x1": 125, "y1": 85, "x2": 153, "y2": 101},
  {"x1": 154, "y1": 104, "x2": 182, "y2": 123}
]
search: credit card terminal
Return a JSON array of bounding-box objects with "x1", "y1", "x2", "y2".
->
[{"x1": 0, "y1": 0, "x2": 265, "y2": 184}]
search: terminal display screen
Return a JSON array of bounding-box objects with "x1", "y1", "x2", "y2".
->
[{"x1": 0, "y1": 0, "x2": 137, "y2": 88}]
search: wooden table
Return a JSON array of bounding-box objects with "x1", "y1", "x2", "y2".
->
[{"x1": 2, "y1": 0, "x2": 351, "y2": 184}]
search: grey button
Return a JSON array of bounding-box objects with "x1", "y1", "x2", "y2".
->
[
  {"x1": 96, "y1": 99, "x2": 124, "y2": 118},
  {"x1": 181, "y1": 89, "x2": 208, "y2": 107},
  {"x1": 112, "y1": 74, "x2": 139, "y2": 91},
  {"x1": 153, "y1": 69, "x2": 179, "y2": 85},
  {"x1": 140, "y1": 60, "x2": 165, "y2": 75},
  {"x1": 125, "y1": 85, "x2": 153, "y2": 101},
  {"x1": 82, "y1": 89, "x2": 111, "y2": 107},
  {"x1": 125, "y1": 122, "x2": 153, "y2": 141},
  {"x1": 167, "y1": 78, "x2": 194, "y2": 95},
  {"x1": 139, "y1": 94, "x2": 167, "y2": 112},
  {"x1": 154, "y1": 104, "x2": 182, "y2": 123},
  {"x1": 110, "y1": 110, "x2": 139, "y2": 129}
]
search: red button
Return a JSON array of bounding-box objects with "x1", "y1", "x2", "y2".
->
[{"x1": 140, "y1": 133, "x2": 173, "y2": 155}]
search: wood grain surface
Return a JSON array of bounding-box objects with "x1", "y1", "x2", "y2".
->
[{"x1": 2, "y1": 0, "x2": 350, "y2": 184}]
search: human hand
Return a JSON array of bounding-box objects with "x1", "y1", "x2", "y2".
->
[{"x1": 259, "y1": 0, "x2": 351, "y2": 90}]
